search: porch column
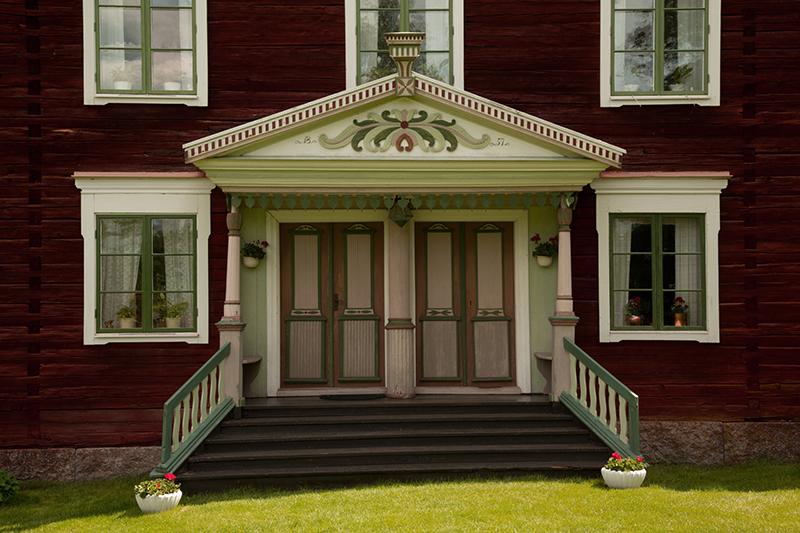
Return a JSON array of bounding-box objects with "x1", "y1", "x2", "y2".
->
[
  {"x1": 550, "y1": 194, "x2": 579, "y2": 400},
  {"x1": 385, "y1": 220, "x2": 415, "y2": 398},
  {"x1": 217, "y1": 206, "x2": 245, "y2": 406}
]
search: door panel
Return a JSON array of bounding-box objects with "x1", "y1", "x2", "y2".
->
[
  {"x1": 416, "y1": 221, "x2": 515, "y2": 387},
  {"x1": 280, "y1": 222, "x2": 383, "y2": 388}
]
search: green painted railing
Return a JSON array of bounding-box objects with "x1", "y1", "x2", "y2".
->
[
  {"x1": 560, "y1": 338, "x2": 640, "y2": 457},
  {"x1": 151, "y1": 343, "x2": 235, "y2": 477}
]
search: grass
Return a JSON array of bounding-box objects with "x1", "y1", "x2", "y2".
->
[{"x1": 1, "y1": 463, "x2": 799, "y2": 532}]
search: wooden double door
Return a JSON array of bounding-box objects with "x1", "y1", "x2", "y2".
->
[
  {"x1": 415, "y1": 222, "x2": 516, "y2": 387},
  {"x1": 280, "y1": 222, "x2": 384, "y2": 388}
]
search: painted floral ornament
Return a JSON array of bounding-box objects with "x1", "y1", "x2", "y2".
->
[{"x1": 319, "y1": 109, "x2": 491, "y2": 153}]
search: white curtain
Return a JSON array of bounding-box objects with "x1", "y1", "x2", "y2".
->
[
  {"x1": 101, "y1": 219, "x2": 141, "y2": 327},
  {"x1": 612, "y1": 218, "x2": 633, "y2": 327},
  {"x1": 161, "y1": 218, "x2": 192, "y2": 327},
  {"x1": 672, "y1": 218, "x2": 701, "y2": 326}
]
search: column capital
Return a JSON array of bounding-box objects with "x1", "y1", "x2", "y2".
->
[{"x1": 226, "y1": 211, "x2": 242, "y2": 236}]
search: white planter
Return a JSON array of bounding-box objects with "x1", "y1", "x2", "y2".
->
[
  {"x1": 119, "y1": 317, "x2": 137, "y2": 329},
  {"x1": 163, "y1": 81, "x2": 182, "y2": 91},
  {"x1": 135, "y1": 490, "x2": 182, "y2": 514},
  {"x1": 113, "y1": 81, "x2": 132, "y2": 90},
  {"x1": 243, "y1": 256, "x2": 260, "y2": 268},
  {"x1": 535, "y1": 255, "x2": 553, "y2": 267},
  {"x1": 166, "y1": 317, "x2": 182, "y2": 329},
  {"x1": 601, "y1": 467, "x2": 647, "y2": 489}
]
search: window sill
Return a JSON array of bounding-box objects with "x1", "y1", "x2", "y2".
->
[
  {"x1": 603, "y1": 94, "x2": 718, "y2": 108},
  {"x1": 601, "y1": 330, "x2": 719, "y2": 343},
  {"x1": 89, "y1": 332, "x2": 205, "y2": 345},
  {"x1": 85, "y1": 93, "x2": 206, "y2": 107}
]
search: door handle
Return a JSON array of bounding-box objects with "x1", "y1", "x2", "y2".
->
[{"x1": 333, "y1": 293, "x2": 341, "y2": 311}]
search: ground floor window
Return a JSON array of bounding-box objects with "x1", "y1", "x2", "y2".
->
[
  {"x1": 611, "y1": 214, "x2": 704, "y2": 330},
  {"x1": 98, "y1": 215, "x2": 196, "y2": 332}
]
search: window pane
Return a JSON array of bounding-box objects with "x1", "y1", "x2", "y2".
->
[
  {"x1": 662, "y1": 217, "x2": 702, "y2": 252},
  {"x1": 152, "y1": 218, "x2": 193, "y2": 254},
  {"x1": 664, "y1": 291, "x2": 702, "y2": 327},
  {"x1": 615, "y1": 0, "x2": 654, "y2": 8},
  {"x1": 613, "y1": 291, "x2": 652, "y2": 327},
  {"x1": 613, "y1": 255, "x2": 652, "y2": 289},
  {"x1": 99, "y1": 7, "x2": 141, "y2": 48},
  {"x1": 100, "y1": 218, "x2": 143, "y2": 254},
  {"x1": 414, "y1": 52, "x2": 449, "y2": 82},
  {"x1": 614, "y1": 52, "x2": 654, "y2": 92},
  {"x1": 664, "y1": 254, "x2": 702, "y2": 290},
  {"x1": 665, "y1": 0, "x2": 704, "y2": 7},
  {"x1": 664, "y1": 9, "x2": 705, "y2": 50},
  {"x1": 359, "y1": 9, "x2": 400, "y2": 51},
  {"x1": 361, "y1": 0, "x2": 400, "y2": 8},
  {"x1": 360, "y1": 51, "x2": 396, "y2": 83},
  {"x1": 410, "y1": 10, "x2": 449, "y2": 51},
  {"x1": 614, "y1": 11, "x2": 653, "y2": 50},
  {"x1": 410, "y1": 0, "x2": 448, "y2": 8},
  {"x1": 151, "y1": 8, "x2": 193, "y2": 49},
  {"x1": 151, "y1": 50, "x2": 193, "y2": 90},
  {"x1": 152, "y1": 255, "x2": 194, "y2": 291},
  {"x1": 100, "y1": 256, "x2": 142, "y2": 292},
  {"x1": 99, "y1": 49, "x2": 143, "y2": 90},
  {"x1": 612, "y1": 217, "x2": 652, "y2": 253},
  {"x1": 151, "y1": 0, "x2": 192, "y2": 6},
  {"x1": 153, "y1": 292, "x2": 194, "y2": 329},
  {"x1": 664, "y1": 51, "x2": 704, "y2": 92},
  {"x1": 101, "y1": 293, "x2": 141, "y2": 329}
]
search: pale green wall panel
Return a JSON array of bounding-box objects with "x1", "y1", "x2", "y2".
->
[
  {"x1": 528, "y1": 207, "x2": 558, "y2": 394},
  {"x1": 240, "y1": 207, "x2": 268, "y2": 398}
]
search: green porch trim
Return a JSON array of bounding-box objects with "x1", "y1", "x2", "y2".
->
[
  {"x1": 562, "y1": 337, "x2": 640, "y2": 456},
  {"x1": 229, "y1": 192, "x2": 578, "y2": 211},
  {"x1": 151, "y1": 342, "x2": 234, "y2": 477}
]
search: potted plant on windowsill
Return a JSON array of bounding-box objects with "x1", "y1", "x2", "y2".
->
[
  {"x1": 666, "y1": 64, "x2": 694, "y2": 92},
  {"x1": 530, "y1": 233, "x2": 557, "y2": 267},
  {"x1": 601, "y1": 452, "x2": 648, "y2": 489},
  {"x1": 116, "y1": 303, "x2": 137, "y2": 329},
  {"x1": 111, "y1": 66, "x2": 135, "y2": 91},
  {"x1": 624, "y1": 296, "x2": 644, "y2": 326},
  {"x1": 164, "y1": 301, "x2": 189, "y2": 329},
  {"x1": 134, "y1": 473, "x2": 182, "y2": 514},
  {"x1": 671, "y1": 296, "x2": 689, "y2": 327},
  {"x1": 242, "y1": 240, "x2": 268, "y2": 268}
]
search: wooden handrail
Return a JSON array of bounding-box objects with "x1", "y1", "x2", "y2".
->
[
  {"x1": 151, "y1": 343, "x2": 235, "y2": 477},
  {"x1": 561, "y1": 337, "x2": 640, "y2": 456}
]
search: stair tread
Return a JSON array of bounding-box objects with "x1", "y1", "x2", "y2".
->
[
  {"x1": 227, "y1": 412, "x2": 574, "y2": 426},
  {"x1": 243, "y1": 395, "x2": 553, "y2": 411},
  {"x1": 190, "y1": 443, "x2": 610, "y2": 463},
  {"x1": 180, "y1": 460, "x2": 603, "y2": 480},
  {"x1": 205, "y1": 425, "x2": 591, "y2": 444}
]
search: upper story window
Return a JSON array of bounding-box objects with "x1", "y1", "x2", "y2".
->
[
  {"x1": 347, "y1": 0, "x2": 463, "y2": 89},
  {"x1": 82, "y1": 0, "x2": 208, "y2": 106},
  {"x1": 600, "y1": 0, "x2": 720, "y2": 107}
]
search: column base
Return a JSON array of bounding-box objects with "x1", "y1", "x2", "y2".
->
[
  {"x1": 385, "y1": 325, "x2": 415, "y2": 399},
  {"x1": 216, "y1": 319, "x2": 246, "y2": 406},
  {"x1": 549, "y1": 314, "x2": 579, "y2": 401}
]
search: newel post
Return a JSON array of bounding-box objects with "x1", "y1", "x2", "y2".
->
[
  {"x1": 550, "y1": 193, "x2": 579, "y2": 400},
  {"x1": 217, "y1": 206, "x2": 245, "y2": 406}
]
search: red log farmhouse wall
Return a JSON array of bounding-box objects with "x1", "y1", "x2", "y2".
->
[{"x1": 1, "y1": 1, "x2": 798, "y2": 459}]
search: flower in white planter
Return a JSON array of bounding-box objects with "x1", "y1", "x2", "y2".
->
[
  {"x1": 134, "y1": 473, "x2": 182, "y2": 513},
  {"x1": 601, "y1": 451, "x2": 648, "y2": 489}
]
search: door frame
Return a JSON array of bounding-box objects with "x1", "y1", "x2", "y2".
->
[
  {"x1": 413, "y1": 210, "x2": 531, "y2": 394},
  {"x1": 265, "y1": 210, "x2": 391, "y2": 396},
  {"x1": 264, "y1": 209, "x2": 530, "y2": 396}
]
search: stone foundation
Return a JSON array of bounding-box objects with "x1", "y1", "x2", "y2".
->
[
  {"x1": 641, "y1": 421, "x2": 800, "y2": 465},
  {"x1": 0, "y1": 447, "x2": 160, "y2": 481}
]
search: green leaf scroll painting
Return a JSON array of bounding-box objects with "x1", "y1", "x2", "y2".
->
[{"x1": 319, "y1": 109, "x2": 491, "y2": 153}]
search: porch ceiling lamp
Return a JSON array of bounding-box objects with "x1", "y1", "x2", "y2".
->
[
  {"x1": 388, "y1": 196, "x2": 414, "y2": 227},
  {"x1": 385, "y1": 31, "x2": 425, "y2": 96}
]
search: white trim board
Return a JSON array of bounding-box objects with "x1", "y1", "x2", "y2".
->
[
  {"x1": 592, "y1": 177, "x2": 729, "y2": 343},
  {"x1": 75, "y1": 177, "x2": 215, "y2": 344}
]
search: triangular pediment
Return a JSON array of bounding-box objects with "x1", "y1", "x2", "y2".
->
[{"x1": 184, "y1": 75, "x2": 625, "y2": 168}]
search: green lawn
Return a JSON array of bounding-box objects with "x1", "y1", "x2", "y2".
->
[{"x1": 1, "y1": 463, "x2": 799, "y2": 532}]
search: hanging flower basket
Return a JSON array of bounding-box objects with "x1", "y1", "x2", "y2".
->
[
  {"x1": 242, "y1": 256, "x2": 260, "y2": 269},
  {"x1": 530, "y1": 233, "x2": 557, "y2": 267},
  {"x1": 242, "y1": 240, "x2": 268, "y2": 269},
  {"x1": 535, "y1": 255, "x2": 553, "y2": 267}
]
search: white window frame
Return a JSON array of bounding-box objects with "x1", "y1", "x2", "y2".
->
[
  {"x1": 592, "y1": 175, "x2": 728, "y2": 342},
  {"x1": 82, "y1": 0, "x2": 209, "y2": 106},
  {"x1": 75, "y1": 174, "x2": 215, "y2": 344},
  {"x1": 345, "y1": 0, "x2": 464, "y2": 90},
  {"x1": 600, "y1": 0, "x2": 721, "y2": 107}
]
